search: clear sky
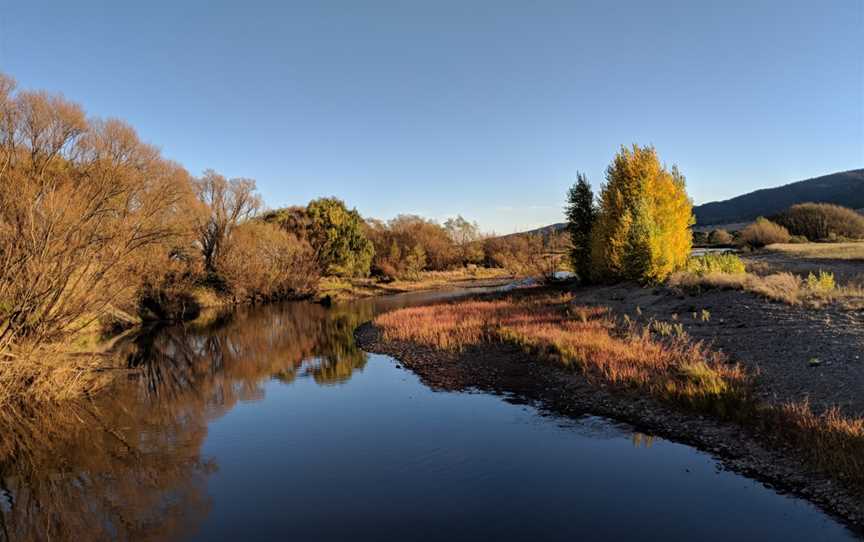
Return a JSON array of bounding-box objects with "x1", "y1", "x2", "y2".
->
[{"x1": 1, "y1": 1, "x2": 861, "y2": 232}]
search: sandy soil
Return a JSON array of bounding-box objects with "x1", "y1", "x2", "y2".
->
[
  {"x1": 573, "y1": 283, "x2": 864, "y2": 417},
  {"x1": 743, "y1": 249, "x2": 864, "y2": 284}
]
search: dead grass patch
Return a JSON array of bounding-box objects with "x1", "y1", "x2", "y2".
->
[
  {"x1": 767, "y1": 242, "x2": 864, "y2": 261},
  {"x1": 0, "y1": 346, "x2": 120, "y2": 409},
  {"x1": 669, "y1": 270, "x2": 864, "y2": 308}
]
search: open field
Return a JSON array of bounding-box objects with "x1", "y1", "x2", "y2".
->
[
  {"x1": 766, "y1": 242, "x2": 864, "y2": 261},
  {"x1": 674, "y1": 244, "x2": 864, "y2": 308},
  {"x1": 743, "y1": 243, "x2": 864, "y2": 284},
  {"x1": 317, "y1": 267, "x2": 513, "y2": 301}
]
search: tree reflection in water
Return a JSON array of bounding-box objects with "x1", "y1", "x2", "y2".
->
[{"x1": 0, "y1": 297, "x2": 377, "y2": 542}]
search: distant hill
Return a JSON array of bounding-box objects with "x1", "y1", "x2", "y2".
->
[
  {"x1": 498, "y1": 223, "x2": 566, "y2": 240},
  {"x1": 693, "y1": 169, "x2": 864, "y2": 226}
]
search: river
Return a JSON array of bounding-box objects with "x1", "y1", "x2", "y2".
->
[{"x1": 0, "y1": 287, "x2": 857, "y2": 541}]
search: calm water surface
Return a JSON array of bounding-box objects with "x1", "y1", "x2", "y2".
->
[{"x1": 0, "y1": 287, "x2": 858, "y2": 541}]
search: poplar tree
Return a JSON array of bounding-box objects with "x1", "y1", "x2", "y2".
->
[{"x1": 591, "y1": 145, "x2": 694, "y2": 282}]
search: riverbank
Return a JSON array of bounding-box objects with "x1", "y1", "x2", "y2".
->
[{"x1": 355, "y1": 285, "x2": 864, "y2": 532}]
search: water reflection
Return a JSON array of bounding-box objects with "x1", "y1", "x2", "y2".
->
[
  {"x1": 0, "y1": 287, "x2": 501, "y2": 542},
  {"x1": 127, "y1": 301, "x2": 374, "y2": 404}
]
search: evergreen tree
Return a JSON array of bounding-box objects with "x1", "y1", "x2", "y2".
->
[{"x1": 565, "y1": 172, "x2": 596, "y2": 281}]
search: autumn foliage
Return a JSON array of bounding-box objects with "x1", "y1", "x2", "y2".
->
[{"x1": 591, "y1": 145, "x2": 694, "y2": 282}]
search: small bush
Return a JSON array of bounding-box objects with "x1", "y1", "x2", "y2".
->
[
  {"x1": 806, "y1": 271, "x2": 835, "y2": 293},
  {"x1": 684, "y1": 253, "x2": 746, "y2": 275},
  {"x1": 749, "y1": 272, "x2": 801, "y2": 304},
  {"x1": 739, "y1": 218, "x2": 790, "y2": 248},
  {"x1": 708, "y1": 229, "x2": 733, "y2": 245}
]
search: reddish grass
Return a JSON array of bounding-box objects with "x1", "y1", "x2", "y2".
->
[{"x1": 376, "y1": 295, "x2": 748, "y2": 413}]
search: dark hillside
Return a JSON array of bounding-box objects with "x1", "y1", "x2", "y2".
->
[{"x1": 694, "y1": 169, "x2": 864, "y2": 225}]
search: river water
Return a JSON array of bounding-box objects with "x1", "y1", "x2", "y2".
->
[{"x1": 0, "y1": 287, "x2": 857, "y2": 541}]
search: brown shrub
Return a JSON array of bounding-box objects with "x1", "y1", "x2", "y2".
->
[
  {"x1": 366, "y1": 214, "x2": 458, "y2": 275},
  {"x1": 218, "y1": 221, "x2": 319, "y2": 301},
  {"x1": 483, "y1": 234, "x2": 560, "y2": 277},
  {"x1": 708, "y1": 229, "x2": 733, "y2": 245},
  {"x1": 0, "y1": 74, "x2": 193, "y2": 354},
  {"x1": 739, "y1": 218, "x2": 790, "y2": 248}
]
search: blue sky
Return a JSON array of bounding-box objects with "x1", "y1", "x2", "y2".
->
[{"x1": 1, "y1": 0, "x2": 861, "y2": 232}]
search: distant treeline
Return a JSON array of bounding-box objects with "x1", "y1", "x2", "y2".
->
[{"x1": 694, "y1": 202, "x2": 864, "y2": 248}]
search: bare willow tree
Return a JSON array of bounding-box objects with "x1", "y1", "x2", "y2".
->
[
  {"x1": 444, "y1": 215, "x2": 483, "y2": 265},
  {"x1": 0, "y1": 74, "x2": 193, "y2": 355},
  {"x1": 191, "y1": 170, "x2": 261, "y2": 273}
]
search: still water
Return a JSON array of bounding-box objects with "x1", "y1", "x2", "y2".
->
[{"x1": 0, "y1": 287, "x2": 858, "y2": 541}]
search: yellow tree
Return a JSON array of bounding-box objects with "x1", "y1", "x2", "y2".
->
[{"x1": 591, "y1": 145, "x2": 693, "y2": 282}]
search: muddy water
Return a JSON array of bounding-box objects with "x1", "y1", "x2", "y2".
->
[{"x1": 0, "y1": 287, "x2": 858, "y2": 541}]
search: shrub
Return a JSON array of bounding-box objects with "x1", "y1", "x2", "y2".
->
[
  {"x1": 773, "y1": 203, "x2": 864, "y2": 241},
  {"x1": 806, "y1": 271, "x2": 835, "y2": 293},
  {"x1": 0, "y1": 74, "x2": 193, "y2": 353},
  {"x1": 708, "y1": 229, "x2": 733, "y2": 245},
  {"x1": 739, "y1": 218, "x2": 790, "y2": 248},
  {"x1": 748, "y1": 272, "x2": 801, "y2": 303},
  {"x1": 684, "y1": 253, "x2": 746, "y2": 276},
  {"x1": 306, "y1": 198, "x2": 375, "y2": 277},
  {"x1": 590, "y1": 145, "x2": 694, "y2": 282},
  {"x1": 218, "y1": 222, "x2": 319, "y2": 301},
  {"x1": 365, "y1": 215, "x2": 459, "y2": 277},
  {"x1": 482, "y1": 234, "x2": 556, "y2": 277}
]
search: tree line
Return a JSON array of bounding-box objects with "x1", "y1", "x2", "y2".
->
[{"x1": 694, "y1": 202, "x2": 864, "y2": 249}]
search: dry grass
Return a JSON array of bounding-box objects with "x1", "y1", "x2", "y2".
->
[
  {"x1": 319, "y1": 267, "x2": 511, "y2": 301},
  {"x1": 669, "y1": 269, "x2": 864, "y2": 308},
  {"x1": 762, "y1": 402, "x2": 864, "y2": 484},
  {"x1": 376, "y1": 295, "x2": 748, "y2": 413},
  {"x1": 767, "y1": 242, "x2": 864, "y2": 261},
  {"x1": 375, "y1": 294, "x2": 864, "y2": 491},
  {"x1": 0, "y1": 346, "x2": 120, "y2": 409}
]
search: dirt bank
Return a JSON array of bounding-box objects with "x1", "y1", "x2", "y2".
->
[{"x1": 572, "y1": 283, "x2": 864, "y2": 417}]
